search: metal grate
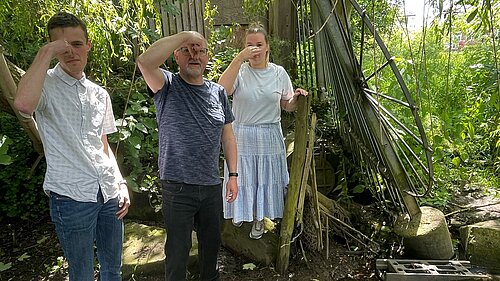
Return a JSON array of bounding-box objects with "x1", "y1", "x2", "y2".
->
[{"x1": 376, "y1": 259, "x2": 491, "y2": 280}]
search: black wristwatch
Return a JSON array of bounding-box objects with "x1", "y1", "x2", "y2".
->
[{"x1": 228, "y1": 172, "x2": 238, "y2": 177}]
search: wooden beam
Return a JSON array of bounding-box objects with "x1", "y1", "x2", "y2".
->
[{"x1": 0, "y1": 45, "x2": 43, "y2": 156}]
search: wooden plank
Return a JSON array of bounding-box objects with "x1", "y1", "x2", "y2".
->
[
  {"x1": 268, "y1": 0, "x2": 297, "y2": 71},
  {"x1": 160, "y1": 1, "x2": 170, "y2": 36},
  {"x1": 195, "y1": 0, "x2": 204, "y2": 36},
  {"x1": 210, "y1": 0, "x2": 247, "y2": 26},
  {"x1": 181, "y1": 0, "x2": 189, "y2": 31},
  {"x1": 188, "y1": 0, "x2": 196, "y2": 31},
  {"x1": 174, "y1": 0, "x2": 182, "y2": 33}
]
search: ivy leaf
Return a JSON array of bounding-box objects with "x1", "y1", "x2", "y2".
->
[
  {"x1": 0, "y1": 262, "x2": 12, "y2": 272},
  {"x1": 119, "y1": 130, "x2": 132, "y2": 141},
  {"x1": 352, "y1": 184, "x2": 365, "y2": 194},
  {"x1": 452, "y1": 157, "x2": 461, "y2": 167},
  {"x1": 0, "y1": 154, "x2": 12, "y2": 165},
  {"x1": 0, "y1": 135, "x2": 13, "y2": 165},
  {"x1": 17, "y1": 252, "x2": 30, "y2": 261},
  {"x1": 142, "y1": 117, "x2": 157, "y2": 129},
  {"x1": 242, "y1": 263, "x2": 256, "y2": 270},
  {"x1": 135, "y1": 123, "x2": 148, "y2": 134},
  {"x1": 37, "y1": 236, "x2": 48, "y2": 244},
  {"x1": 128, "y1": 135, "x2": 143, "y2": 149},
  {"x1": 466, "y1": 8, "x2": 478, "y2": 23}
]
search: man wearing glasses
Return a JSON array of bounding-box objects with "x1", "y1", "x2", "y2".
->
[{"x1": 137, "y1": 31, "x2": 238, "y2": 281}]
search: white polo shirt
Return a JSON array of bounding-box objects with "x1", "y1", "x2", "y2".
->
[{"x1": 35, "y1": 63, "x2": 119, "y2": 203}]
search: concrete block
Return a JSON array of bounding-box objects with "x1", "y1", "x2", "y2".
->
[
  {"x1": 122, "y1": 221, "x2": 199, "y2": 278},
  {"x1": 460, "y1": 219, "x2": 500, "y2": 274},
  {"x1": 394, "y1": 206, "x2": 454, "y2": 260}
]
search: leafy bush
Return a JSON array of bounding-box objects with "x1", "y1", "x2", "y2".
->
[
  {"x1": 107, "y1": 77, "x2": 160, "y2": 194},
  {"x1": 0, "y1": 135, "x2": 13, "y2": 165},
  {"x1": 0, "y1": 112, "x2": 47, "y2": 221}
]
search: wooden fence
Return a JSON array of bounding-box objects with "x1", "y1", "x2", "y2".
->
[{"x1": 158, "y1": 0, "x2": 207, "y2": 37}]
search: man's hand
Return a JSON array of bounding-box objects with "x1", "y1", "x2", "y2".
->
[
  {"x1": 116, "y1": 183, "x2": 131, "y2": 220},
  {"x1": 46, "y1": 39, "x2": 74, "y2": 58},
  {"x1": 225, "y1": 177, "x2": 238, "y2": 203}
]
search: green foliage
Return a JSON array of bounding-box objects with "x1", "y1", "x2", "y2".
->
[
  {"x1": 1, "y1": 0, "x2": 499, "y2": 223},
  {"x1": 0, "y1": 135, "x2": 13, "y2": 165},
  {"x1": 0, "y1": 112, "x2": 47, "y2": 221},
  {"x1": 107, "y1": 77, "x2": 159, "y2": 193},
  {"x1": 205, "y1": 13, "x2": 241, "y2": 81},
  {"x1": 0, "y1": 0, "x2": 164, "y2": 220},
  {"x1": 404, "y1": 6, "x2": 499, "y2": 204},
  {"x1": 242, "y1": 0, "x2": 269, "y2": 22},
  {"x1": 0, "y1": 0, "x2": 161, "y2": 84},
  {"x1": 347, "y1": 0, "x2": 500, "y2": 208},
  {"x1": 0, "y1": 262, "x2": 12, "y2": 272}
]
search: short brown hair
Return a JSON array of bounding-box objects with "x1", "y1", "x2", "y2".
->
[{"x1": 47, "y1": 12, "x2": 88, "y2": 41}]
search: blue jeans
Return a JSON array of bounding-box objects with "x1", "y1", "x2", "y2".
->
[
  {"x1": 161, "y1": 181, "x2": 222, "y2": 281},
  {"x1": 49, "y1": 190, "x2": 123, "y2": 281}
]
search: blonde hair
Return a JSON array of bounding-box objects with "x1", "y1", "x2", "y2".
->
[{"x1": 246, "y1": 23, "x2": 270, "y2": 63}]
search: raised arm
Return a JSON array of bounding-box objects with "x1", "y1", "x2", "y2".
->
[
  {"x1": 14, "y1": 40, "x2": 71, "y2": 115},
  {"x1": 218, "y1": 46, "x2": 260, "y2": 95},
  {"x1": 136, "y1": 31, "x2": 206, "y2": 93}
]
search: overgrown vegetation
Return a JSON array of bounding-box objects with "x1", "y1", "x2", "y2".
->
[
  {"x1": 363, "y1": 0, "x2": 500, "y2": 207},
  {"x1": 0, "y1": 0, "x2": 499, "y2": 277}
]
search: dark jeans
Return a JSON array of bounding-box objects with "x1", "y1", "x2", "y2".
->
[{"x1": 161, "y1": 180, "x2": 222, "y2": 281}]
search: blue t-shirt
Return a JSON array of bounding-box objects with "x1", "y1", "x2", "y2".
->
[{"x1": 152, "y1": 69, "x2": 234, "y2": 185}]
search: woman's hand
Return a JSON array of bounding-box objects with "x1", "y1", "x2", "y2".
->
[
  {"x1": 294, "y1": 88, "x2": 309, "y2": 97},
  {"x1": 236, "y1": 46, "x2": 261, "y2": 62}
]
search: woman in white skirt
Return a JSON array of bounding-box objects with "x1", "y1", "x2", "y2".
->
[{"x1": 218, "y1": 24, "x2": 308, "y2": 239}]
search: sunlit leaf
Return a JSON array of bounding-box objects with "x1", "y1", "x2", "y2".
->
[
  {"x1": 352, "y1": 184, "x2": 365, "y2": 194},
  {"x1": 0, "y1": 262, "x2": 12, "y2": 272},
  {"x1": 242, "y1": 263, "x2": 256, "y2": 270},
  {"x1": 142, "y1": 117, "x2": 157, "y2": 129},
  {"x1": 135, "y1": 123, "x2": 148, "y2": 134},
  {"x1": 0, "y1": 155, "x2": 12, "y2": 165},
  {"x1": 17, "y1": 252, "x2": 30, "y2": 261},
  {"x1": 37, "y1": 236, "x2": 48, "y2": 244},
  {"x1": 466, "y1": 8, "x2": 478, "y2": 23}
]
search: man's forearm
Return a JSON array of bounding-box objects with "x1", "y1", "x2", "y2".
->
[{"x1": 14, "y1": 45, "x2": 53, "y2": 115}]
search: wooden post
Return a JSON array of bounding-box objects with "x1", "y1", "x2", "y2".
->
[
  {"x1": 277, "y1": 95, "x2": 310, "y2": 273},
  {"x1": 307, "y1": 114, "x2": 322, "y2": 251},
  {"x1": 296, "y1": 114, "x2": 317, "y2": 225}
]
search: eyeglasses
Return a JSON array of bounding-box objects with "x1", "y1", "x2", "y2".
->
[{"x1": 177, "y1": 47, "x2": 208, "y2": 57}]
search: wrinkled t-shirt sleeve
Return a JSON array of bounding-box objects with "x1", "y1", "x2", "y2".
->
[
  {"x1": 103, "y1": 91, "x2": 117, "y2": 135},
  {"x1": 150, "y1": 69, "x2": 173, "y2": 102},
  {"x1": 220, "y1": 86, "x2": 235, "y2": 124},
  {"x1": 279, "y1": 67, "x2": 294, "y2": 101}
]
